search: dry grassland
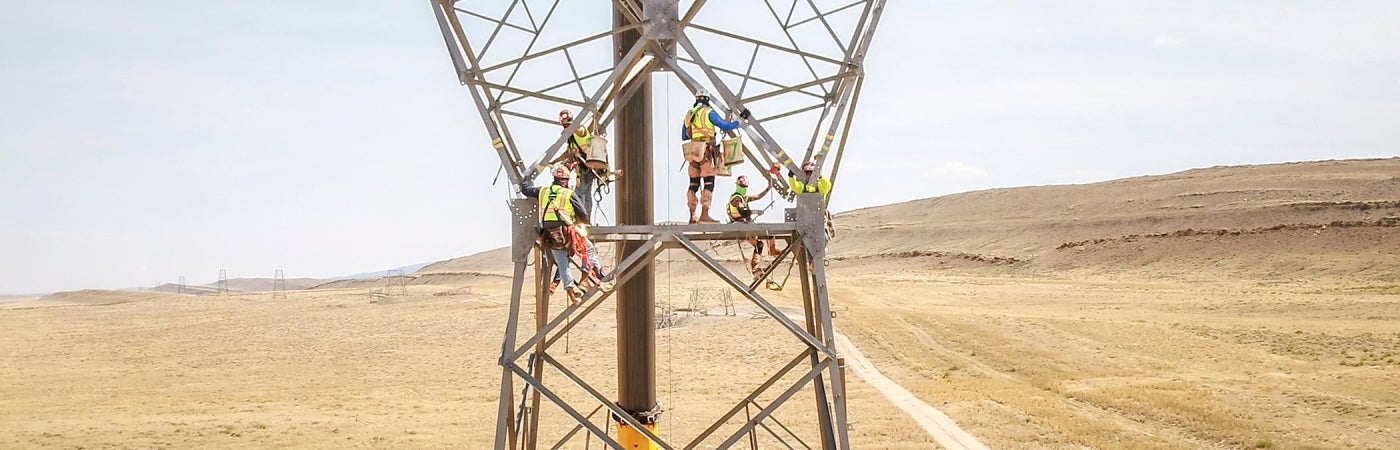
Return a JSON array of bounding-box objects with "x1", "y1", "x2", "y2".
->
[
  {"x1": 834, "y1": 271, "x2": 1400, "y2": 450},
  {"x1": 0, "y1": 278, "x2": 934, "y2": 449}
]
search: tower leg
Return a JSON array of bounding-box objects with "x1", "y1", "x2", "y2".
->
[
  {"x1": 614, "y1": 0, "x2": 661, "y2": 446},
  {"x1": 495, "y1": 261, "x2": 529, "y2": 450},
  {"x1": 526, "y1": 249, "x2": 549, "y2": 450},
  {"x1": 798, "y1": 244, "x2": 838, "y2": 450},
  {"x1": 618, "y1": 423, "x2": 660, "y2": 449}
]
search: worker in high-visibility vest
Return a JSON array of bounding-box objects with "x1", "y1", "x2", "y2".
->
[
  {"x1": 521, "y1": 166, "x2": 600, "y2": 304},
  {"x1": 784, "y1": 160, "x2": 833, "y2": 199},
  {"x1": 727, "y1": 175, "x2": 781, "y2": 278},
  {"x1": 557, "y1": 109, "x2": 599, "y2": 222},
  {"x1": 775, "y1": 160, "x2": 837, "y2": 242},
  {"x1": 680, "y1": 89, "x2": 748, "y2": 224}
]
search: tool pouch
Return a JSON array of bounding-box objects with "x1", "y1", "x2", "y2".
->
[{"x1": 540, "y1": 226, "x2": 571, "y2": 250}]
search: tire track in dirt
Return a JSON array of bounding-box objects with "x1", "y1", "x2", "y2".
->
[
  {"x1": 892, "y1": 315, "x2": 1018, "y2": 383},
  {"x1": 834, "y1": 332, "x2": 990, "y2": 450}
]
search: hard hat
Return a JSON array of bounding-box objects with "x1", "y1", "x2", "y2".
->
[
  {"x1": 736, "y1": 175, "x2": 749, "y2": 187},
  {"x1": 558, "y1": 109, "x2": 572, "y2": 121},
  {"x1": 552, "y1": 166, "x2": 571, "y2": 179},
  {"x1": 801, "y1": 161, "x2": 816, "y2": 171},
  {"x1": 695, "y1": 88, "x2": 710, "y2": 100}
]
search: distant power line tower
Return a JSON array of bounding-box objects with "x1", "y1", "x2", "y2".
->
[
  {"x1": 178, "y1": 276, "x2": 186, "y2": 295},
  {"x1": 217, "y1": 269, "x2": 229, "y2": 296},
  {"x1": 385, "y1": 269, "x2": 408, "y2": 296},
  {"x1": 273, "y1": 269, "x2": 287, "y2": 300},
  {"x1": 690, "y1": 287, "x2": 736, "y2": 317}
]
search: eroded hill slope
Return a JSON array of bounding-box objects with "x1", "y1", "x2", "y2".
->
[{"x1": 832, "y1": 158, "x2": 1400, "y2": 281}]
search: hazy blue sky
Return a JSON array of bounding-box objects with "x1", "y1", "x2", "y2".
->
[{"x1": 3, "y1": 1, "x2": 1398, "y2": 294}]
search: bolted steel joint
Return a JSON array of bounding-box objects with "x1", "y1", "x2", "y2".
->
[{"x1": 613, "y1": 402, "x2": 665, "y2": 425}]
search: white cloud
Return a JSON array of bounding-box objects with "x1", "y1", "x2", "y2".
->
[
  {"x1": 1151, "y1": 35, "x2": 1183, "y2": 47},
  {"x1": 928, "y1": 161, "x2": 989, "y2": 180}
]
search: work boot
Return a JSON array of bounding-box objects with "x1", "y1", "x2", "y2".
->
[
  {"x1": 749, "y1": 253, "x2": 763, "y2": 279},
  {"x1": 698, "y1": 190, "x2": 718, "y2": 223},
  {"x1": 687, "y1": 190, "x2": 699, "y2": 224},
  {"x1": 767, "y1": 239, "x2": 782, "y2": 256}
]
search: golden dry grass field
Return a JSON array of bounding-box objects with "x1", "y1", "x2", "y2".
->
[
  {"x1": 3, "y1": 159, "x2": 1398, "y2": 448},
  {"x1": 0, "y1": 281, "x2": 935, "y2": 449}
]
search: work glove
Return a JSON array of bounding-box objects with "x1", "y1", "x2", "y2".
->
[
  {"x1": 769, "y1": 164, "x2": 781, "y2": 176},
  {"x1": 739, "y1": 108, "x2": 752, "y2": 120}
]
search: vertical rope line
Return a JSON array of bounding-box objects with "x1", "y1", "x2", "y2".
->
[
  {"x1": 664, "y1": 73, "x2": 675, "y2": 441},
  {"x1": 663, "y1": 72, "x2": 669, "y2": 222}
]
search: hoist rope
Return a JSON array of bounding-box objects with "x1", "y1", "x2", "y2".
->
[{"x1": 664, "y1": 73, "x2": 675, "y2": 440}]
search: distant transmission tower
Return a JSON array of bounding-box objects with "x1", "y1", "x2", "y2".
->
[
  {"x1": 217, "y1": 269, "x2": 228, "y2": 296},
  {"x1": 273, "y1": 269, "x2": 287, "y2": 300},
  {"x1": 385, "y1": 269, "x2": 408, "y2": 296},
  {"x1": 178, "y1": 276, "x2": 186, "y2": 295}
]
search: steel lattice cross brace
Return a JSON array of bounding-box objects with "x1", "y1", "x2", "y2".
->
[
  {"x1": 429, "y1": 0, "x2": 884, "y2": 194},
  {"x1": 497, "y1": 196, "x2": 844, "y2": 449},
  {"x1": 429, "y1": 1, "x2": 884, "y2": 449}
]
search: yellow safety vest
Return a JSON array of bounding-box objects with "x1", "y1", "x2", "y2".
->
[
  {"x1": 687, "y1": 106, "x2": 716, "y2": 141},
  {"x1": 727, "y1": 191, "x2": 747, "y2": 217},
  {"x1": 788, "y1": 176, "x2": 832, "y2": 199},
  {"x1": 539, "y1": 185, "x2": 576, "y2": 223},
  {"x1": 570, "y1": 128, "x2": 592, "y2": 154}
]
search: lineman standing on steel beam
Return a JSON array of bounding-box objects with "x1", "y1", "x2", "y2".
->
[
  {"x1": 521, "y1": 166, "x2": 602, "y2": 304},
  {"x1": 680, "y1": 89, "x2": 747, "y2": 224},
  {"x1": 556, "y1": 109, "x2": 599, "y2": 222}
]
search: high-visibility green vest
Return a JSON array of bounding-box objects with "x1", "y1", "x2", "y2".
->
[
  {"x1": 727, "y1": 191, "x2": 747, "y2": 217},
  {"x1": 539, "y1": 185, "x2": 576, "y2": 223},
  {"x1": 788, "y1": 176, "x2": 833, "y2": 199},
  {"x1": 688, "y1": 106, "x2": 716, "y2": 140},
  {"x1": 570, "y1": 128, "x2": 592, "y2": 153}
]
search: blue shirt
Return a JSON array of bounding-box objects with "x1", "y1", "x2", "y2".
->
[{"x1": 680, "y1": 105, "x2": 741, "y2": 140}]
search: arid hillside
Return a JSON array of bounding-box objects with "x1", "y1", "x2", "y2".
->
[
  {"x1": 149, "y1": 278, "x2": 327, "y2": 294},
  {"x1": 832, "y1": 158, "x2": 1400, "y2": 282},
  {"x1": 414, "y1": 246, "x2": 513, "y2": 277},
  {"x1": 423, "y1": 158, "x2": 1400, "y2": 284}
]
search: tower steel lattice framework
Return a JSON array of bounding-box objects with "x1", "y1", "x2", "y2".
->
[{"x1": 429, "y1": 1, "x2": 884, "y2": 448}]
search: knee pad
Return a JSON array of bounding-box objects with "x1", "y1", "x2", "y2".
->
[
  {"x1": 701, "y1": 176, "x2": 715, "y2": 192},
  {"x1": 688, "y1": 178, "x2": 702, "y2": 192}
]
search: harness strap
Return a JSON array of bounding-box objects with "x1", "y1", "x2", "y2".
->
[{"x1": 541, "y1": 187, "x2": 559, "y2": 225}]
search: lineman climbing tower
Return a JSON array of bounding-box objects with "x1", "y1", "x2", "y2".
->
[{"x1": 429, "y1": 1, "x2": 884, "y2": 448}]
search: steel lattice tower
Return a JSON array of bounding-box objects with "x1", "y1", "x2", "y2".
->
[
  {"x1": 273, "y1": 269, "x2": 287, "y2": 300},
  {"x1": 428, "y1": 1, "x2": 884, "y2": 448},
  {"x1": 386, "y1": 269, "x2": 409, "y2": 296}
]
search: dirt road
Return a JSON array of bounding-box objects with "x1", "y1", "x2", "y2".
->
[{"x1": 835, "y1": 332, "x2": 990, "y2": 450}]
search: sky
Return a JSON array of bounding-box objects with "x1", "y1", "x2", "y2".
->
[{"x1": 2, "y1": 1, "x2": 1398, "y2": 294}]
